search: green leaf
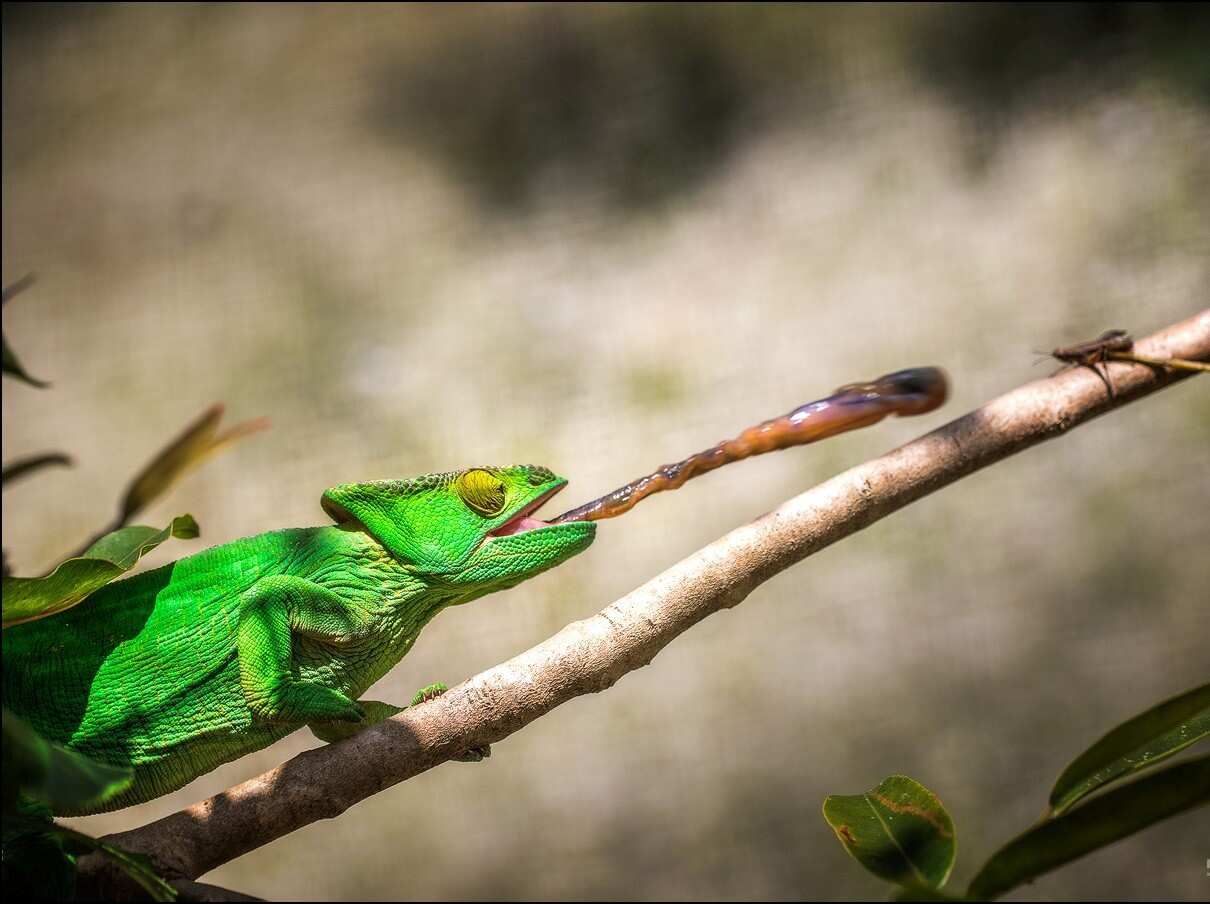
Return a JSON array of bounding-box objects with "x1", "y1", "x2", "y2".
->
[
  {"x1": 968, "y1": 754, "x2": 1210, "y2": 901},
  {"x1": 1, "y1": 273, "x2": 48, "y2": 388},
  {"x1": 116, "y1": 403, "x2": 269, "y2": 526},
  {"x1": 823, "y1": 775, "x2": 956, "y2": 890},
  {"x1": 53, "y1": 826, "x2": 178, "y2": 902},
  {"x1": 2, "y1": 709, "x2": 133, "y2": 814},
  {"x1": 1, "y1": 514, "x2": 198, "y2": 627},
  {"x1": 1049, "y1": 683, "x2": 1210, "y2": 816},
  {"x1": 81, "y1": 518, "x2": 199, "y2": 568}
]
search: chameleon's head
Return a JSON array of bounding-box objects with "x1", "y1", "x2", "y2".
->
[{"x1": 321, "y1": 465, "x2": 595, "y2": 592}]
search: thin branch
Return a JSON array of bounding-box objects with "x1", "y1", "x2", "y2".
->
[
  {"x1": 1106, "y1": 349, "x2": 1210, "y2": 373},
  {"x1": 79, "y1": 310, "x2": 1208, "y2": 894}
]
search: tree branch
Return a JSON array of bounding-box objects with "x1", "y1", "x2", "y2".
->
[{"x1": 79, "y1": 310, "x2": 1208, "y2": 894}]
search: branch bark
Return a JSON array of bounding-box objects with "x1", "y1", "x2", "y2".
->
[{"x1": 78, "y1": 310, "x2": 1208, "y2": 895}]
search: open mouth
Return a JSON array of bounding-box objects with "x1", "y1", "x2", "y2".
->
[{"x1": 485, "y1": 483, "x2": 568, "y2": 539}]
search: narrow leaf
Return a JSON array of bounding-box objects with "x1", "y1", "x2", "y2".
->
[
  {"x1": 968, "y1": 755, "x2": 1210, "y2": 900},
  {"x1": 0, "y1": 338, "x2": 47, "y2": 387},
  {"x1": 117, "y1": 403, "x2": 269, "y2": 525},
  {"x1": 2, "y1": 452, "x2": 73, "y2": 487},
  {"x1": 54, "y1": 826, "x2": 178, "y2": 902},
  {"x1": 823, "y1": 775, "x2": 956, "y2": 890},
  {"x1": 1, "y1": 514, "x2": 198, "y2": 627},
  {"x1": 1, "y1": 272, "x2": 36, "y2": 304},
  {"x1": 1, "y1": 273, "x2": 48, "y2": 387},
  {"x1": 1049, "y1": 683, "x2": 1210, "y2": 815},
  {"x1": 2, "y1": 709, "x2": 133, "y2": 814}
]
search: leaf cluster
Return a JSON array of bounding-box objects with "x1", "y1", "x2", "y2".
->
[
  {"x1": 2, "y1": 277, "x2": 265, "y2": 899},
  {"x1": 823, "y1": 685, "x2": 1210, "y2": 900}
]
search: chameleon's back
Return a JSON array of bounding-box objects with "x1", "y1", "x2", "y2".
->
[{"x1": 2, "y1": 529, "x2": 308, "y2": 810}]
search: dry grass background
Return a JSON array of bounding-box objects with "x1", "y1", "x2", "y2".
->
[{"x1": 3, "y1": 5, "x2": 1208, "y2": 900}]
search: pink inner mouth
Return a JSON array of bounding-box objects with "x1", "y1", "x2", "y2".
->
[
  {"x1": 491, "y1": 515, "x2": 551, "y2": 537},
  {"x1": 487, "y1": 484, "x2": 563, "y2": 538}
]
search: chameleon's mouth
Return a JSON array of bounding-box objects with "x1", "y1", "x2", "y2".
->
[{"x1": 485, "y1": 482, "x2": 569, "y2": 539}]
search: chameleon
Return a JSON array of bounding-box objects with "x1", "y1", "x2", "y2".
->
[
  {"x1": 2, "y1": 466, "x2": 594, "y2": 814},
  {"x1": 2, "y1": 366, "x2": 948, "y2": 817}
]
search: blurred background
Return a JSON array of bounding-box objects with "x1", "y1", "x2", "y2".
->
[{"x1": 3, "y1": 4, "x2": 1208, "y2": 900}]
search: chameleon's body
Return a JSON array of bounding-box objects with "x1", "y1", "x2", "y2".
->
[
  {"x1": 3, "y1": 368, "x2": 949, "y2": 819},
  {"x1": 2, "y1": 466, "x2": 594, "y2": 815}
]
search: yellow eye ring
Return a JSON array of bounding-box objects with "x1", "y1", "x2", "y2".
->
[{"x1": 456, "y1": 469, "x2": 508, "y2": 518}]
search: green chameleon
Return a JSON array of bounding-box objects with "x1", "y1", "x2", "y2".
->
[{"x1": 2, "y1": 466, "x2": 594, "y2": 815}]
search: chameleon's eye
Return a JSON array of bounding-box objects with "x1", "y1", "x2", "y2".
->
[{"x1": 456, "y1": 469, "x2": 508, "y2": 518}]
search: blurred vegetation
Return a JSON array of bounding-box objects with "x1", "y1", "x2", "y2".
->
[
  {"x1": 912, "y1": 3, "x2": 1210, "y2": 116},
  {"x1": 370, "y1": 6, "x2": 828, "y2": 211},
  {"x1": 365, "y1": 4, "x2": 1210, "y2": 210}
]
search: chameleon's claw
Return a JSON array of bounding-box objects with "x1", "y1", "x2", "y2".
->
[
  {"x1": 320, "y1": 698, "x2": 365, "y2": 724},
  {"x1": 454, "y1": 745, "x2": 491, "y2": 763}
]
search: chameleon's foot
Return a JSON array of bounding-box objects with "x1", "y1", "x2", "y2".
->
[
  {"x1": 310, "y1": 700, "x2": 402, "y2": 743},
  {"x1": 409, "y1": 682, "x2": 491, "y2": 762},
  {"x1": 410, "y1": 682, "x2": 449, "y2": 706},
  {"x1": 251, "y1": 680, "x2": 364, "y2": 725}
]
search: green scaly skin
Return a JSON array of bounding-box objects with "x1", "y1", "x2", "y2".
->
[{"x1": 2, "y1": 466, "x2": 595, "y2": 815}]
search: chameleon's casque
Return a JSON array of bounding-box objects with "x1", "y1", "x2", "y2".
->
[{"x1": 3, "y1": 465, "x2": 594, "y2": 814}]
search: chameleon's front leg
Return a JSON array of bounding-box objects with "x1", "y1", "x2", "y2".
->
[
  {"x1": 238, "y1": 575, "x2": 373, "y2": 725},
  {"x1": 236, "y1": 577, "x2": 488, "y2": 760}
]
